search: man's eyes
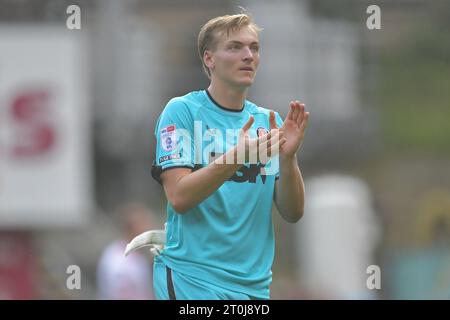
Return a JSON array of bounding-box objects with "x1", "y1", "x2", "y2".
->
[{"x1": 228, "y1": 44, "x2": 259, "y2": 51}]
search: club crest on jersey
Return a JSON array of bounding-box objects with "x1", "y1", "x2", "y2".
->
[
  {"x1": 160, "y1": 124, "x2": 177, "y2": 151},
  {"x1": 257, "y1": 127, "x2": 268, "y2": 137}
]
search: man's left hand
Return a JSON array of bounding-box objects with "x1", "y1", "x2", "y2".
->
[{"x1": 269, "y1": 100, "x2": 309, "y2": 160}]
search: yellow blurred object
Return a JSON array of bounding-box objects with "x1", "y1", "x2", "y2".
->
[{"x1": 414, "y1": 189, "x2": 450, "y2": 245}]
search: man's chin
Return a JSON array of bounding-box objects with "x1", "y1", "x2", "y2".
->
[{"x1": 236, "y1": 78, "x2": 254, "y2": 88}]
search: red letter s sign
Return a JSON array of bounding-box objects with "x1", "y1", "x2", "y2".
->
[{"x1": 11, "y1": 89, "x2": 56, "y2": 158}]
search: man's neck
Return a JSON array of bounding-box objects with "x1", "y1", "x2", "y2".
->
[{"x1": 207, "y1": 81, "x2": 248, "y2": 111}]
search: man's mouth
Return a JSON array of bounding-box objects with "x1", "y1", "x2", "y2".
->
[{"x1": 239, "y1": 67, "x2": 253, "y2": 71}]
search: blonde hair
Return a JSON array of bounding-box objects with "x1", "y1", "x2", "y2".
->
[{"x1": 197, "y1": 13, "x2": 262, "y2": 78}]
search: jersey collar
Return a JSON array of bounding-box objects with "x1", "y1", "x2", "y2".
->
[{"x1": 205, "y1": 89, "x2": 245, "y2": 113}]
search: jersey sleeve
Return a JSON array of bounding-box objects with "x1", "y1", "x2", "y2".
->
[{"x1": 151, "y1": 98, "x2": 197, "y2": 183}]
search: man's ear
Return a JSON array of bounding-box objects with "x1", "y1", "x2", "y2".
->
[{"x1": 203, "y1": 50, "x2": 214, "y2": 70}]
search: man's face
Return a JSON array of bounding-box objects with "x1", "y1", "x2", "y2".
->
[{"x1": 206, "y1": 26, "x2": 260, "y2": 89}]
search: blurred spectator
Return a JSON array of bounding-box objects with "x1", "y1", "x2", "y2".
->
[
  {"x1": 386, "y1": 190, "x2": 450, "y2": 299},
  {"x1": 96, "y1": 203, "x2": 155, "y2": 300},
  {"x1": 295, "y1": 174, "x2": 381, "y2": 299}
]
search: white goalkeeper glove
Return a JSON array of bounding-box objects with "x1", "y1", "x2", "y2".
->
[{"x1": 124, "y1": 223, "x2": 166, "y2": 257}]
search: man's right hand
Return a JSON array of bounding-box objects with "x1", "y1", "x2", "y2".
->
[{"x1": 234, "y1": 116, "x2": 286, "y2": 165}]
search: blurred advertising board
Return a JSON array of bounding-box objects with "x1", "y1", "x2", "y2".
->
[{"x1": 0, "y1": 26, "x2": 92, "y2": 228}]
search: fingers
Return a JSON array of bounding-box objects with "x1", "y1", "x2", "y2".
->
[
  {"x1": 257, "y1": 129, "x2": 284, "y2": 162},
  {"x1": 291, "y1": 101, "x2": 300, "y2": 121},
  {"x1": 238, "y1": 113, "x2": 298, "y2": 164},
  {"x1": 286, "y1": 105, "x2": 294, "y2": 120},
  {"x1": 238, "y1": 128, "x2": 285, "y2": 164},
  {"x1": 296, "y1": 102, "x2": 305, "y2": 127},
  {"x1": 291, "y1": 100, "x2": 309, "y2": 130},
  {"x1": 242, "y1": 116, "x2": 254, "y2": 132},
  {"x1": 295, "y1": 101, "x2": 309, "y2": 132},
  {"x1": 269, "y1": 110, "x2": 278, "y2": 129},
  {"x1": 259, "y1": 137, "x2": 284, "y2": 164},
  {"x1": 300, "y1": 111, "x2": 310, "y2": 132}
]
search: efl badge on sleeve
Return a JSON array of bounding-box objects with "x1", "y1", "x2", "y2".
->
[{"x1": 160, "y1": 124, "x2": 177, "y2": 151}]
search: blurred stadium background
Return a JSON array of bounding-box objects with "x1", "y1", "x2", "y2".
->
[{"x1": 0, "y1": 0, "x2": 449, "y2": 299}]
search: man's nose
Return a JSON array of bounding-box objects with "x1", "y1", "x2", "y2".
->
[{"x1": 242, "y1": 47, "x2": 254, "y2": 61}]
